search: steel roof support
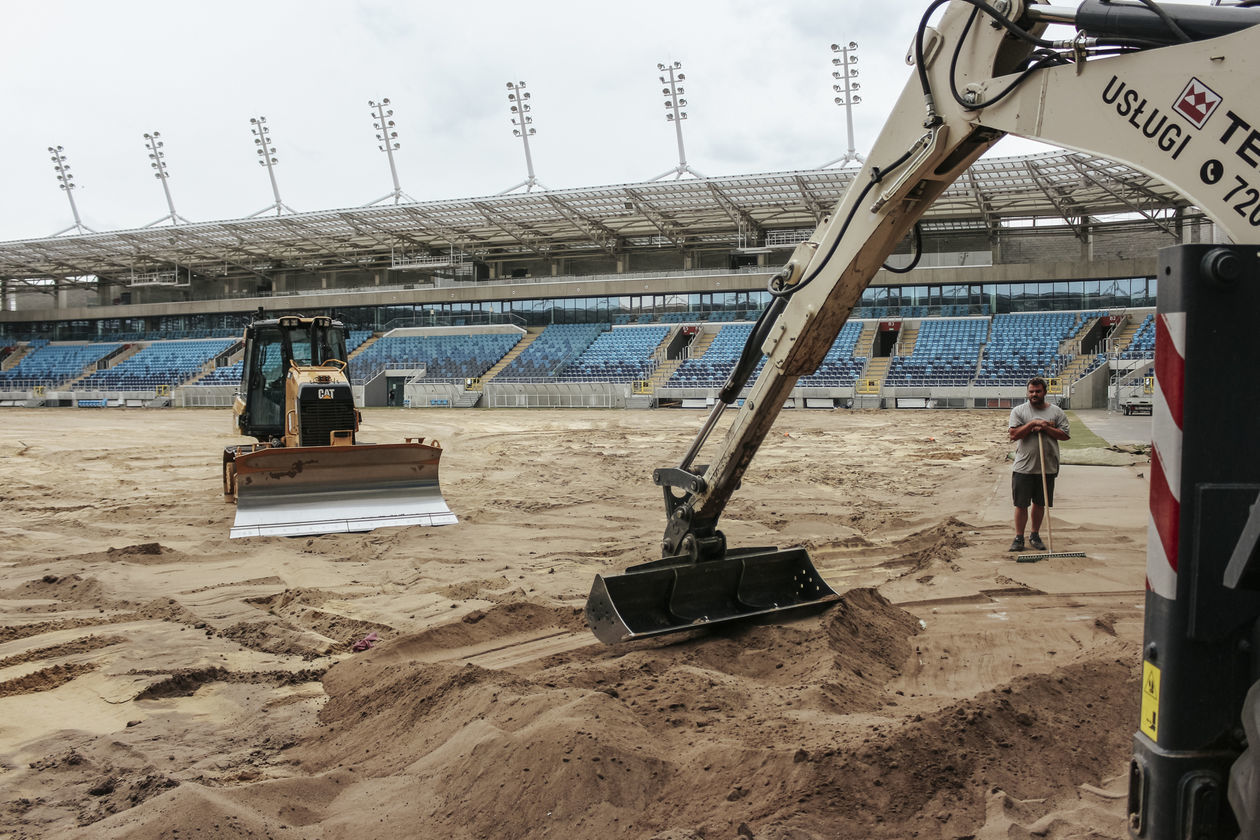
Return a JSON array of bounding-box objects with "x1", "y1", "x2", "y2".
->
[
  {"x1": 791, "y1": 175, "x2": 830, "y2": 225},
  {"x1": 622, "y1": 188, "x2": 686, "y2": 250},
  {"x1": 472, "y1": 202, "x2": 549, "y2": 256},
  {"x1": 544, "y1": 195, "x2": 621, "y2": 256},
  {"x1": 705, "y1": 182, "x2": 764, "y2": 247},
  {"x1": 1024, "y1": 159, "x2": 1087, "y2": 240},
  {"x1": 1068, "y1": 156, "x2": 1182, "y2": 238}
]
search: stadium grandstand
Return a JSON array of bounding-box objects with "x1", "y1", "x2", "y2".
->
[{"x1": 0, "y1": 149, "x2": 1196, "y2": 410}]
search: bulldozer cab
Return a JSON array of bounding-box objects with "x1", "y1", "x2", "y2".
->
[{"x1": 240, "y1": 316, "x2": 349, "y2": 440}]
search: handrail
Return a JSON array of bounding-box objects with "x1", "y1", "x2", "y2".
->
[{"x1": 379, "y1": 312, "x2": 527, "y2": 332}]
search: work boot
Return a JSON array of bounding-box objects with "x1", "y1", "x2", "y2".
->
[
  {"x1": 1008, "y1": 535, "x2": 1025, "y2": 552},
  {"x1": 1029, "y1": 533, "x2": 1047, "y2": 551}
]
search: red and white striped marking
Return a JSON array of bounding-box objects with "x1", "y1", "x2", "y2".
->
[{"x1": 1147, "y1": 312, "x2": 1185, "y2": 600}]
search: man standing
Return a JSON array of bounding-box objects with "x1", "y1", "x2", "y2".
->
[{"x1": 1008, "y1": 377, "x2": 1070, "y2": 552}]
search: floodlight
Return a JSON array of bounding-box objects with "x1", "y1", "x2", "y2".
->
[
  {"x1": 820, "y1": 40, "x2": 864, "y2": 168},
  {"x1": 649, "y1": 59, "x2": 702, "y2": 180},
  {"x1": 499, "y1": 80, "x2": 546, "y2": 194},
  {"x1": 365, "y1": 98, "x2": 413, "y2": 205},
  {"x1": 141, "y1": 130, "x2": 188, "y2": 226},
  {"x1": 46, "y1": 144, "x2": 93, "y2": 235},
  {"x1": 245, "y1": 114, "x2": 294, "y2": 216}
]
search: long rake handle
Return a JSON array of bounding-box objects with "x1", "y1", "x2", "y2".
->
[{"x1": 1037, "y1": 431, "x2": 1054, "y2": 552}]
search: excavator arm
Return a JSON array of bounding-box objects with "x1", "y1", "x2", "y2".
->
[
  {"x1": 660, "y1": 0, "x2": 1260, "y2": 562},
  {"x1": 588, "y1": 3, "x2": 1260, "y2": 836}
]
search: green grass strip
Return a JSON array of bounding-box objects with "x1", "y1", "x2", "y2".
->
[{"x1": 1061, "y1": 411, "x2": 1111, "y2": 450}]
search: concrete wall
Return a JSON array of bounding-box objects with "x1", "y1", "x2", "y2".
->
[{"x1": 1068, "y1": 362, "x2": 1112, "y2": 410}]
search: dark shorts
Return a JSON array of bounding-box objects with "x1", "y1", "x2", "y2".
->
[{"x1": 1012, "y1": 471, "x2": 1056, "y2": 508}]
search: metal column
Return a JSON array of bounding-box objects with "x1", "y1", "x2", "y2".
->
[{"x1": 1128, "y1": 244, "x2": 1260, "y2": 838}]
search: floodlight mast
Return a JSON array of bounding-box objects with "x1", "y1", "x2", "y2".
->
[
  {"x1": 649, "y1": 61, "x2": 705, "y2": 181},
  {"x1": 47, "y1": 145, "x2": 94, "y2": 237},
  {"x1": 247, "y1": 116, "x2": 296, "y2": 217},
  {"x1": 819, "y1": 41, "x2": 864, "y2": 168},
  {"x1": 142, "y1": 131, "x2": 190, "y2": 227},
  {"x1": 365, "y1": 98, "x2": 416, "y2": 205},
  {"x1": 499, "y1": 81, "x2": 549, "y2": 194}
]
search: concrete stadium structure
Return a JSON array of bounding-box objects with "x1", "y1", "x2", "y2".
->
[{"x1": 0, "y1": 148, "x2": 1202, "y2": 411}]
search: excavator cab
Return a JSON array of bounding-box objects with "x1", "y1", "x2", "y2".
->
[{"x1": 223, "y1": 313, "x2": 456, "y2": 539}]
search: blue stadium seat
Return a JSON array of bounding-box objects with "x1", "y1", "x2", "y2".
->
[
  {"x1": 557, "y1": 326, "x2": 669, "y2": 383},
  {"x1": 0, "y1": 341, "x2": 123, "y2": 388},
  {"x1": 496, "y1": 324, "x2": 606, "y2": 380},
  {"x1": 75, "y1": 339, "x2": 235, "y2": 390},
  {"x1": 351, "y1": 332, "x2": 521, "y2": 381}
]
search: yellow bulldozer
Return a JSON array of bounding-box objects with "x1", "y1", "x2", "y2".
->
[{"x1": 221, "y1": 313, "x2": 455, "y2": 538}]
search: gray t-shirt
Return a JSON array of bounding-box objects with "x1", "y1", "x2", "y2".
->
[{"x1": 1008, "y1": 401, "x2": 1069, "y2": 475}]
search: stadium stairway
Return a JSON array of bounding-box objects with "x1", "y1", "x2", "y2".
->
[
  {"x1": 1056, "y1": 354, "x2": 1093, "y2": 386},
  {"x1": 859, "y1": 356, "x2": 891, "y2": 393},
  {"x1": 1110, "y1": 316, "x2": 1142, "y2": 355},
  {"x1": 1050, "y1": 315, "x2": 1090, "y2": 386},
  {"x1": 187, "y1": 343, "x2": 245, "y2": 385},
  {"x1": 62, "y1": 342, "x2": 146, "y2": 388},
  {"x1": 657, "y1": 327, "x2": 720, "y2": 390},
  {"x1": 641, "y1": 327, "x2": 680, "y2": 391},
  {"x1": 352, "y1": 334, "x2": 381, "y2": 354},
  {"x1": 854, "y1": 322, "x2": 878, "y2": 357},
  {"x1": 348, "y1": 334, "x2": 382, "y2": 364},
  {"x1": 686, "y1": 329, "x2": 717, "y2": 360},
  {"x1": 642, "y1": 357, "x2": 683, "y2": 393},
  {"x1": 896, "y1": 325, "x2": 920, "y2": 356},
  {"x1": 1, "y1": 344, "x2": 33, "y2": 371},
  {"x1": 1071, "y1": 314, "x2": 1102, "y2": 343},
  {"x1": 479, "y1": 329, "x2": 538, "y2": 384}
]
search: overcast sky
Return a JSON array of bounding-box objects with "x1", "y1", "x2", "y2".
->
[{"x1": 0, "y1": 0, "x2": 1100, "y2": 242}]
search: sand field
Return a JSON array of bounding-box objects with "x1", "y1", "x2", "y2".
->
[{"x1": 0, "y1": 405, "x2": 1152, "y2": 839}]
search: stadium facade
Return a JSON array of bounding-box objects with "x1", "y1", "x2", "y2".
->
[{"x1": 0, "y1": 149, "x2": 1205, "y2": 411}]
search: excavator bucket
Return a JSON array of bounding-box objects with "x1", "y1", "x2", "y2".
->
[
  {"x1": 230, "y1": 441, "x2": 455, "y2": 538},
  {"x1": 585, "y1": 547, "x2": 838, "y2": 645}
]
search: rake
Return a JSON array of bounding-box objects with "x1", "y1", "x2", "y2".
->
[{"x1": 1017, "y1": 431, "x2": 1086, "y2": 562}]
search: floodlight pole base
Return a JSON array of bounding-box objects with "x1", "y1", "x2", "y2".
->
[
  {"x1": 819, "y1": 151, "x2": 866, "y2": 169},
  {"x1": 648, "y1": 164, "x2": 707, "y2": 182},
  {"x1": 50, "y1": 222, "x2": 95, "y2": 238},
  {"x1": 247, "y1": 202, "x2": 298, "y2": 218},
  {"x1": 144, "y1": 212, "x2": 191, "y2": 228},
  {"x1": 365, "y1": 190, "x2": 418, "y2": 207},
  {"x1": 498, "y1": 177, "x2": 549, "y2": 195}
]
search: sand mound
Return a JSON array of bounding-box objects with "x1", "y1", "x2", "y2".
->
[{"x1": 66, "y1": 587, "x2": 1140, "y2": 840}]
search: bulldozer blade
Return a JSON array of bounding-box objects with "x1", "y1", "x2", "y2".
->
[
  {"x1": 230, "y1": 441, "x2": 456, "y2": 539},
  {"x1": 585, "y1": 546, "x2": 839, "y2": 645}
]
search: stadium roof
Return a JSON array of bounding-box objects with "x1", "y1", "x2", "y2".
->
[{"x1": 0, "y1": 149, "x2": 1196, "y2": 285}]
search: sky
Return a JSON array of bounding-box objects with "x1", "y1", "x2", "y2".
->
[{"x1": 0, "y1": 0, "x2": 1100, "y2": 242}]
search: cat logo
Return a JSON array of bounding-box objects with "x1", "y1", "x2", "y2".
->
[{"x1": 318, "y1": 388, "x2": 335, "y2": 400}]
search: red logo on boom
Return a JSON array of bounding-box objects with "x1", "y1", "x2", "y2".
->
[{"x1": 1173, "y1": 78, "x2": 1222, "y2": 129}]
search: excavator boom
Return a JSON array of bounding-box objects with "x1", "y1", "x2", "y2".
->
[
  {"x1": 587, "y1": 0, "x2": 1260, "y2": 637},
  {"x1": 587, "y1": 1, "x2": 1260, "y2": 835}
]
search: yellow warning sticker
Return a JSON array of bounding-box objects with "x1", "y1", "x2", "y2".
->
[{"x1": 1140, "y1": 660, "x2": 1160, "y2": 740}]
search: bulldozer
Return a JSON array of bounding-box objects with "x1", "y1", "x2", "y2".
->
[{"x1": 222, "y1": 313, "x2": 455, "y2": 539}]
